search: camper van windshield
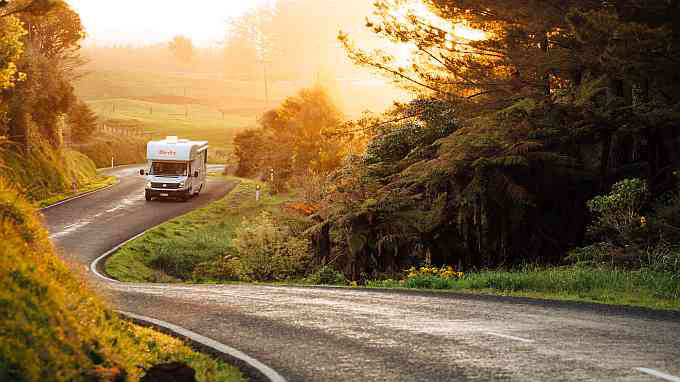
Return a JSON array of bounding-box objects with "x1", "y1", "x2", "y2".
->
[{"x1": 150, "y1": 162, "x2": 187, "y2": 176}]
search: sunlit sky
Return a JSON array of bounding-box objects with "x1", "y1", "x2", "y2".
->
[{"x1": 66, "y1": 0, "x2": 268, "y2": 47}]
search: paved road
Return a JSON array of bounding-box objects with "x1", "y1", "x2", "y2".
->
[{"x1": 44, "y1": 167, "x2": 680, "y2": 382}]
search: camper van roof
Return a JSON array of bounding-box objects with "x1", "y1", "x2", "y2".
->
[{"x1": 147, "y1": 137, "x2": 208, "y2": 161}]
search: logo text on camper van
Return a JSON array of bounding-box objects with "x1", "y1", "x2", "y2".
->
[{"x1": 159, "y1": 150, "x2": 177, "y2": 156}]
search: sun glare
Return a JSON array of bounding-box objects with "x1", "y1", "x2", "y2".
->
[{"x1": 388, "y1": 0, "x2": 486, "y2": 67}]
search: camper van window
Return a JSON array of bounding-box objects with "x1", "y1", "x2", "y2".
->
[{"x1": 150, "y1": 162, "x2": 187, "y2": 176}]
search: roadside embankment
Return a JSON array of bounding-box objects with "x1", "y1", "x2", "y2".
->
[
  {"x1": 0, "y1": 140, "x2": 117, "y2": 205},
  {"x1": 0, "y1": 178, "x2": 245, "y2": 382},
  {"x1": 71, "y1": 132, "x2": 146, "y2": 168},
  {"x1": 104, "y1": 177, "x2": 307, "y2": 283},
  {"x1": 365, "y1": 265, "x2": 680, "y2": 311}
]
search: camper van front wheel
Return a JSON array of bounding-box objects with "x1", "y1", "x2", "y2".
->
[{"x1": 145, "y1": 191, "x2": 152, "y2": 201}]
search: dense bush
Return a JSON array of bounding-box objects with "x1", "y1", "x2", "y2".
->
[
  {"x1": 304, "y1": 265, "x2": 347, "y2": 285},
  {"x1": 232, "y1": 86, "x2": 348, "y2": 191},
  {"x1": 192, "y1": 249, "x2": 241, "y2": 282},
  {"x1": 586, "y1": 178, "x2": 649, "y2": 243},
  {"x1": 67, "y1": 101, "x2": 98, "y2": 143},
  {"x1": 232, "y1": 212, "x2": 311, "y2": 281},
  {"x1": 569, "y1": 176, "x2": 680, "y2": 274}
]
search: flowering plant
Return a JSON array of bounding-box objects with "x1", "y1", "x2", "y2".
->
[{"x1": 405, "y1": 265, "x2": 464, "y2": 280}]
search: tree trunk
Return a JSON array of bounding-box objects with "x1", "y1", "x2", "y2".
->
[{"x1": 599, "y1": 131, "x2": 613, "y2": 190}]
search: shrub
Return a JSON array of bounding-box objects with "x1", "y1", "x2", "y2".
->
[
  {"x1": 566, "y1": 242, "x2": 619, "y2": 266},
  {"x1": 642, "y1": 240, "x2": 680, "y2": 276},
  {"x1": 367, "y1": 265, "x2": 465, "y2": 290},
  {"x1": 192, "y1": 256, "x2": 241, "y2": 282},
  {"x1": 586, "y1": 178, "x2": 648, "y2": 242},
  {"x1": 304, "y1": 265, "x2": 347, "y2": 285},
  {"x1": 232, "y1": 212, "x2": 311, "y2": 281}
]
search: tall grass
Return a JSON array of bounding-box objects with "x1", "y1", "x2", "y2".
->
[
  {"x1": 105, "y1": 178, "x2": 300, "y2": 283},
  {"x1": 150, "y1": 231, "x2": 232, "y2": 280},
  {"x1": 72, "y1": 133, "x2": 146, "y2": 168},
  {"x1": 367, "y1": 266, "x2": 680, "y2": 310},
  {"x1": 0, "y1": 179, "x2": 244, "y2": 381},
  {"x1": 0, "y1": 139, "x2": 101, "y2": 201}
]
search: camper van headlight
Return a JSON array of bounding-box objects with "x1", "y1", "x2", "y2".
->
[
  {"x1": 179, "y1": 182, "x2": 185, "y2": 188},
  {"x1": 146, "y1": 181, "x2": 152, "y2": 189}
]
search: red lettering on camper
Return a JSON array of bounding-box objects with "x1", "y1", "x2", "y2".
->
[{"x1": 159, "y1": 150, "x2": 177, "y2": 156}]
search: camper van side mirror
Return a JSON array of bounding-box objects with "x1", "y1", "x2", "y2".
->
[
  {"x1": 194, "y1": 171, "x2": 199, "y2": 178},
  {"x1": 140, "y1": 169, "x2": 145, "y2": 176}
]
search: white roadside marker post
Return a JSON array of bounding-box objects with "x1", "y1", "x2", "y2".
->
[
  {"x1": 111, "y1": 157, "x2": 114, "y2": 168},
  {"x1": 256, "y1": 185, "x2": 261, "y2": 202}
]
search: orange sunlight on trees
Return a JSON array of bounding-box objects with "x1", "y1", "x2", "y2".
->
[{"x1": 383, "y1": 0, "x2": 486, "y2": 68}]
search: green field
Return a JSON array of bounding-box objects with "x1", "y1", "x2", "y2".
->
[
  {"x1": 74, "y1": 68, "x2": 409, "y2": 163},
  {"x1": 87, "y1": 98, "x2": 252, "y2": 162},
  {"x1": 75, "y1": 69, "x2": 285, "y2": 163}
]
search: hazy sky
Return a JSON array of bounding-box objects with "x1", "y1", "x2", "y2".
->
[{"x1": 66, "y1": 0, "x2": 267, "y2": 47}]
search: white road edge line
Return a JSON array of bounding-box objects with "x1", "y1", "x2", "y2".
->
[
  {"x1": 89, "y1": 230, "x2": 149, "y2": 283},
  {"x1": 485, "y1": 332, "x2": 534, "y2": 343},
  {"x1": 89, "y1": 195, "x2": 286, "y2": 382},
  {"x1": 636, "y1": 368, "x2": 680, "y2": 382},
  {"x1": 40, "y1": 179, "x2": 120, "y2": 211},
  {"x1": 119, "y1": 310, "x2": 288, "y2": 382}
]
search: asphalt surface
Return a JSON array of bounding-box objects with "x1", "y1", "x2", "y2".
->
[{"x1": 44, "y1": 167, "x2": 680, "y2": 382}]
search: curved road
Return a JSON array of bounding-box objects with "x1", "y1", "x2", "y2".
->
[{"x1": 45, "y1": 167, "x2": 680, "y2": 382}]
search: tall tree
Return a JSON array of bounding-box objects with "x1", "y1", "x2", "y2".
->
[
  {"x1": 2, "y1": 0, "x2": 84, "y2": 147},
  {"x1": 0, "y1": 15, "x2": 26, "y2": 91},
  {"x1": 168, "y1": 35, "x2": 195, "y2": 66},
  {"x1": 311, "y1": 0, "x2": 680, "y2": 274}
]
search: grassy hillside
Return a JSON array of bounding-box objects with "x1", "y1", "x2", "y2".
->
[
  {"x1": 86, "y1": 98, "x2": 250, "y2": 163},
  {"x1": 105, "y1": 177, "x2": 298, "y2": 283},
  {"x1": 71, "y1": 132, "x2": 147, "y2": 168},
  {"x1": 73, "y1": 68, "x2": 411, "y2": 164},
  {"x1": 0, "y1": 141, "x2": 109, "y2": 203},
  {"x1": 0, "y1": 180, "x2": 244, "y2": 382}
]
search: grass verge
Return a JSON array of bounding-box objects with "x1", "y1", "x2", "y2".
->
[
  {"x1": 36, "y1": 175, "x2": 117, "y2": 208},
  {"x1": 0, "y1": 178, "x2": 244, "y2": 382},
  {"x1": 105, "y1": 177, "x2": 292, "y2": 282},
  {"x1": 365, "y1": 266, "x2": 680, "y2": 311}
]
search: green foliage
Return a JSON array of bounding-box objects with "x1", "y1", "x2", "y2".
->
[
  {"x1": 0, "y1": 179, "x2": 244, "y2": 382},
  {"x1": 105, "y1": 178, "x2": 304, "y2": 284},
  {"x1": 586, "y1": 178, "x2": 649, "y2": 241},
  {"x1": 364, "y1": 97, "x2": 458, "y2": 165},
  {"x1": 233, "y1": 129, "x2": 264, "y2": 177},
  {"x1": 149, "y1": 232, "x2": 232, "y2": 281},
  {"x1": 233, "y1": 86, "x2": 347, "y2": 188},
  {"x1": 0, "y1": 139, "x2": 100, "y2": 201},
  {"x1": 566, "y1": 242, "x2": 618, "y2": 266},
  {"x1": 2, "y1": 1, "x2": 85, "y2": 146},
  {"x1": 368, "y1": 265, "x2": 680, "y2": 309},
  {"x1": 71, "y1": 133, "x2": 146, "y2": 168},
  {"x1": 641, "y1": 240, "x2": 680, "y2": 276},
  {"x1": 0, "y1": 16, "x2": 26, "y2": 90},
  {"x1": 192, "y1": 251, "x2": 241, "y2": 282},
  {"x1": 67, "y1": 100, "x2": 97, "y2": 143},
  {"x1": 304, "y1": 265, "x2": 347, "y2": 285},
  {"x1": 570, "y1": 175, "x2": 680, "y2": 275},
  {"x1": 232, "y1": 211, "x2": 311, "y2": 281}
]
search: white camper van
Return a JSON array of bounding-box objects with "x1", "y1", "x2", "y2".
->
[{"x1": 140, "y1": 136, "x2": 208, "y2": 201}]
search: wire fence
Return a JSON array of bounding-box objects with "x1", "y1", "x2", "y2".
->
[{"x1": 96, "y1": 124, "x2": 154, "y2": 138}]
